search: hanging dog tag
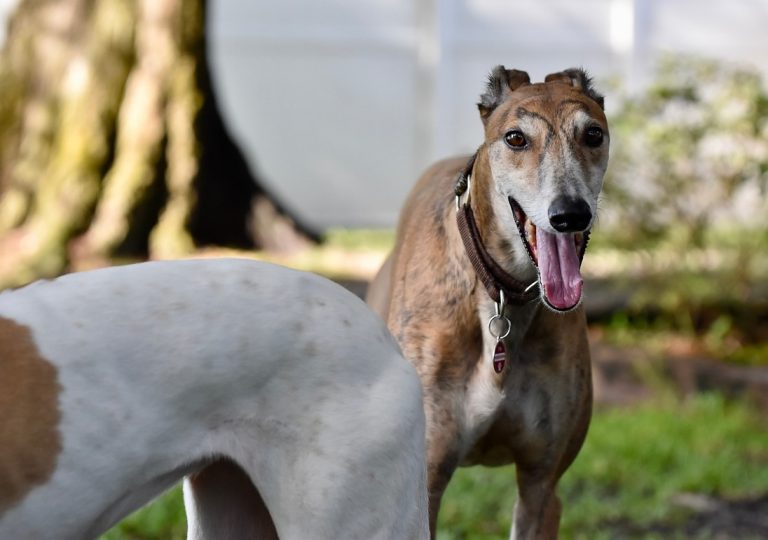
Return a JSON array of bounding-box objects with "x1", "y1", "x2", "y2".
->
[
  {"x1": 492, "y1": 339, "x2": 506, "y2": 373},
  {"x1": 488, "y1": 290, "x2": 511, "y2": 374}
]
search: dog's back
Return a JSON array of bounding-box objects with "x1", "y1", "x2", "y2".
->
[{"x1": 0, "y1": 259, "x2": 428, "y2": 539}]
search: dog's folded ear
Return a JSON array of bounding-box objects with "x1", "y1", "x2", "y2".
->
[
  {"x1": 545, "y1": 68, "x2": 605, "y2": 109},
  {"x1": 478, "y1": 66, "x2": 531, "y2": 124}
]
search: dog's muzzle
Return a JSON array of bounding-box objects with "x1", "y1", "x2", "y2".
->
[{"x1": 509, "y1": 197, "x2": 590, "y2": 312}]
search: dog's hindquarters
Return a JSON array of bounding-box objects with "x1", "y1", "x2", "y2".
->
[
  {"x1": 199, "y1": 346, "x2": 428, "y2": 540},
  {"x1": 168, "y1": 262, "x2": 430, "y2": 539},
  {"x1": 0, "y1": 259, "x2": 429, "y2": 539},
  {"x1": 184, "y1": 349, "x2": 429, "y2": 540}
]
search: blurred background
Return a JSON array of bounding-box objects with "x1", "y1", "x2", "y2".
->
[
  {"x1": 0, "y1": 0, "x2": 765, "y2": 538},
  {"x1": 210, "y1": 0, "x2": 768, "y2": 229}
]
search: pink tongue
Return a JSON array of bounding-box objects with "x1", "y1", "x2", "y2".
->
[{"x1": 536, "y1": 230, "x2": 583, "y2": 310}]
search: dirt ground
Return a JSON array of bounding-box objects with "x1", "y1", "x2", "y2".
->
[
  {"x1": 601, "y1": 493, "x2": 768, "y2": 539},
  {"x1": 591, "y1": 339, "x2": 768, "y2": 539}
]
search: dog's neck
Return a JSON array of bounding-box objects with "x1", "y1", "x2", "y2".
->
[{"x1": 457, "y1": 147, "x2": 540, "y2": 306}]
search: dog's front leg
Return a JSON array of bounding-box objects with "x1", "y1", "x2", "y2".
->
[
  {"x1": 511, "y1": 471, "x2": 561, "y2": 540},
  {"x1": 423, "y1": 396, "x2": 463, "y2": 538},
  {"x1": 507, "y1": 309, "x2": 593, "y2": 539}
]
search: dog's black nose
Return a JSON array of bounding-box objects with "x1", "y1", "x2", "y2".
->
[{"x1": 548, "y1": 197, "x2": 592, "y2": 232}]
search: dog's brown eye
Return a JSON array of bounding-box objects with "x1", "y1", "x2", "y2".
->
[
  {"x1": 504, "y1": 130, "x2": 527, "y2": 149},
  {"x1": 585, "y1": 127, "x2": 603, "y2": 147}
]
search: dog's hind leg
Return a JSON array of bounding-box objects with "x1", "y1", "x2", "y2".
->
[
  {"x1": 426, "y1": 457, "x2": 458, "y2": 539},
  {"x1": 184, "y1": 458, "x2": 278, "y2": 540}
]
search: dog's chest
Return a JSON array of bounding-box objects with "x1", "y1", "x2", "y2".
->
[
  {"x1": 461, "y1": 364, "x2": 551, "y2": 467},
  {"x1": 460, "y1": 345, "x2": 522, "y2": 454},
  {"x1": 459, "y1": 303, "x2": 540, "y2": 461},
  {"x1": 461, "y1": 365, "x2": 506, "y2": 444}
]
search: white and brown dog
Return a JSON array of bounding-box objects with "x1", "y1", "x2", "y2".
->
[
  {"x1": 367, "y1": 67, "x2": 610, "y2": 538},
  {"x1": 0, "y1": 258, "x2": 429, "y2": 539}
]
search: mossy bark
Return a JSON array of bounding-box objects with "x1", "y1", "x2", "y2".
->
[{"x1": 0, "y1": 0, "x2": 317, "y2": 288}]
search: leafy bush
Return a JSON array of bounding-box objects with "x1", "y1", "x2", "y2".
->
[{"x1": 602, "y1": 55, "x2": 768, "y2": 247}]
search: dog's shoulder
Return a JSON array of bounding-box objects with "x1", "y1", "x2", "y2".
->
[{"x1": 412, "y1": 155, "x2": 469, "y2": 202}]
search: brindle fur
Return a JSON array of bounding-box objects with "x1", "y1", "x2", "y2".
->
[{"x1": 367, "y1": 67, "x2": 609, "y2": 539}]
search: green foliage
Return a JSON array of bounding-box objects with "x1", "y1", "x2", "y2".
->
[
  {"x1": 603, "y1": 55, "x2": 768, "y2": 247},
  {"x1": 587, "y1": 222, "x2": 768, "y2": 365},
  {"x1": 597, "y1": 260, "x2": 768, "y2": 366},
  {"x1": 100, "y1": 395, "x2": 768, "y2": 540}
]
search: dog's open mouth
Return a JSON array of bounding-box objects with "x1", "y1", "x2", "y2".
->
[{"x1": 509, "y1": 198, "x2": 588, "y2": 312}]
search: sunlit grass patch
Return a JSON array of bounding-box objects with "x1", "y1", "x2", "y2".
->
[
  {"x1": 187, "y1": 228, "x2": 395, "y2": 282},
  {"x1": 322, "y1": 227, "x2": 395, "y2": 252}
]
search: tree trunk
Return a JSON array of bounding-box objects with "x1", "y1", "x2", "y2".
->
[{"x1": 0, "y1": 0, "x2": 318, "y2": 288}]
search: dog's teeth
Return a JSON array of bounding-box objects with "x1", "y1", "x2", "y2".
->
[
  {"x1": 524, "y1": 220, "x2": 537, "y2": 259},
  {"x1": 525, "y1": 220, "x2": 536, "y2": 247}
]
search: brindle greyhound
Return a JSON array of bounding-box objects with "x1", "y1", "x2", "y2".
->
[{"x1": 367, "y1": 66, "x2": 610, "y2": 539}]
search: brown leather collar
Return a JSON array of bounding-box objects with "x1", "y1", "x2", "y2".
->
[{"x1": 455, "y1": 153, "x2": 540, "y2": 305}]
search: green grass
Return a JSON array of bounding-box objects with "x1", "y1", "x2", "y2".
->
[
  {"x1": 566, "y1": 394, "x2": 768, "y2": 530},
  {"x1": 322, "y1": 227, "x2": 395, "y2": 252},
  {"x1": 101, "y1": 393, "x2": 768, "y2": 539},
  {"x1": 100, "y1": 486, "x2": 185, "y2": 540}
]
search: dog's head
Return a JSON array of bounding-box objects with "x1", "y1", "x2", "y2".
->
[{"x1": 476, "y1": 66, "x2": 609, "y2": 312}]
